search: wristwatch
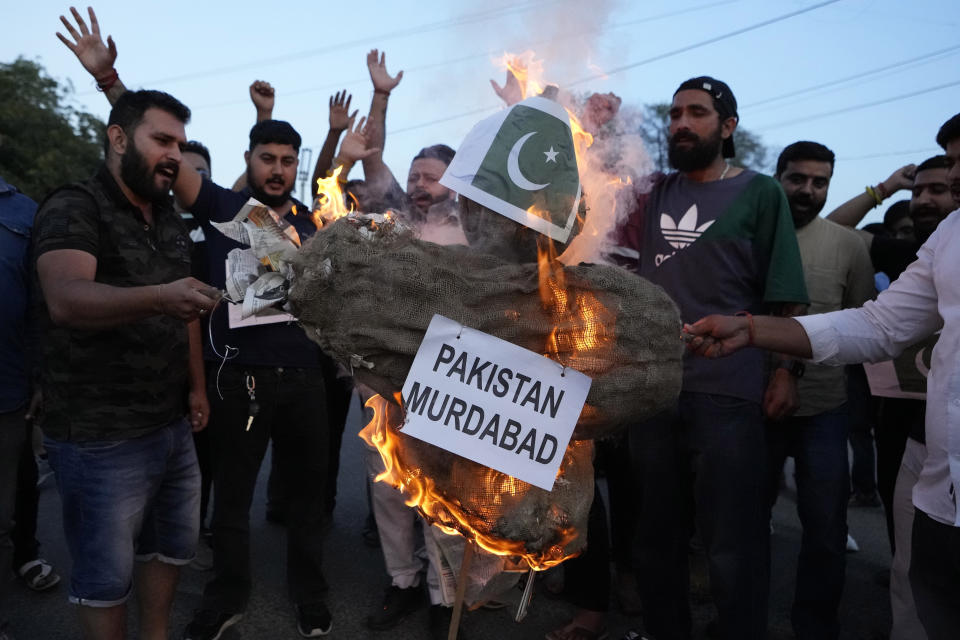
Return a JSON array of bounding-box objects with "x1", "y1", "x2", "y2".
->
[{"x1": 777, "y1": 359, "x2": 805, "y2": 378}]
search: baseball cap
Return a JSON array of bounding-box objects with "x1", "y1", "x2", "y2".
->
[{"x1": 674, "y1": 76, "x2": 738, "y2": 158}]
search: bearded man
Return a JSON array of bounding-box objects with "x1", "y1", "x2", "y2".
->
[
  {"x1": 768, "y1": 141, "x2": 875, "y2": 640},
  {"x1": 32, "y1": 88, "x2": 217, "y2": 640},
  {"x1": 612, "y1": 77, "x2": 809, "y2": 640}
]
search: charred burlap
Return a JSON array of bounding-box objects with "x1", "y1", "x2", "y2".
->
[
  {"x1": 288, "y1": 218, "x2": 682, "y2": 441},
  {"x1": 288, "y1": 217, "x2": 681, "y2": 562}
]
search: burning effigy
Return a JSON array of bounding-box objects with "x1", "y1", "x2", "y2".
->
[{"x1": 284, "y1": 93, "x2": 683, "y2": 577}]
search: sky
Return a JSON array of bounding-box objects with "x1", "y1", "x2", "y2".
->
[{"x1": 5, "y1": 0, "x2": 959, "y2": 225}]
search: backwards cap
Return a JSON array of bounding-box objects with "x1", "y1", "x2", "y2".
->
[{"x1": 675, "y1": 76, "x2": 738, "y2": 158}]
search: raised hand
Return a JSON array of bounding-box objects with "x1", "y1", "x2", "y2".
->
[
  {"x1": 329, "y1": 90, "x2": 356, "y2": 131},
  {"x1": 337, "y1": 116, "x2": 381, "y2": 164},
  {"x1": 249, "y1": 80, "x2": 275, "y2": 118},
  {"x1": 583, "y1": 92, "x2": 622, "y2": 131},
  {"x1": 56, "y1": 6, "x2": 117, "y2": 80},
  {"x1": 490, "y1": 67, "x2": 524, "y2": 106},
  {"x1": 881, "y1": 163, "x2": 918, "y2": 196},
  {"x1": 366, "y1": 49, "x2": 403, "y2": 93}
]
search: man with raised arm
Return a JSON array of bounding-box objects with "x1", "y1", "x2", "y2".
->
[
  {"x1": 351, "y1": 50, "x2": 461, "y2": 233},
  {"x1": 58, "y1": 7, "x2": 334, "y2": 639},
  {"x1": 684, "y1": 112, "x2": 960, "y2": 640},
  {"x1": 613, "y1": 77, "x2": 808, "y2": 640}
]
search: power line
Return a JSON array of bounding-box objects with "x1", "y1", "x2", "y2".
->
[
  {"x1": 836, "y1": 147, "x2": 940, "y2": 162},
  {"x1": 388, "y1": 105, "x2": 502, "y2": 135},
  {"x1": 188, "y1": 0, "x2": 738, "y2": 113},
  {"x1": 77, "y1": 0, "x2": 562, "y2": 95},
  {"x1": 385, "y1": 0, "x2": 842, "y2": 137},
  {"x1": 741, "y1": 44, "x2": 960, "y2": 110},
  {"x1": 565, "y1": 0, "x2": 844, "y2": 87},
  {"x1": 757, "y1": 79, "x2": 960, "y2": 131}
]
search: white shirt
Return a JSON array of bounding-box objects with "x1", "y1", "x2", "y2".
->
[{"x1": 796, "y1": 210, "x2": 960, "y2": 527}]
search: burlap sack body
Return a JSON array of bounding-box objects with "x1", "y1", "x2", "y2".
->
[{"x1": 288, "y1": 219, "x2": 683, "y2": 442}]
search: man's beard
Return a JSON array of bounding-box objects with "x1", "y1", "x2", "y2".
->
[
  {"x1": 120, "y1": 139, "x2": 178, "y2": 204},
  {"x1": 248, "y1": 167, "x2": 292, "y2": 208},
  {"x1": 910, "y1": 204, "x2": 946, "y2": 242},
  {"x1": 668, "y1": 125, "x2": 724, "y2": 172},
  {"x1": 408, "y1": 189, "x2": 451, "y2": 218},
  {"x1": 787, "y1": 192, "x2": 825, "y2": 227}
]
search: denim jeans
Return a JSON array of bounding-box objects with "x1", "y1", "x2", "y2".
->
[
  {"x1": 0, "y1": 410, "x2": 27, "y2": 608},
  {"x1": 766, "y1": 404, "x2": 849, "y2": 640},
  {"x1": 846, "y1": 365, "x2": 878, "y2": 496},
  {"x1": 201, "y1": 365, "x2": 329, "y2": 613},
  {"x1": 629, "y1": 391, "x2": 769, "y2": 640},
  {"x1": 45, "y1": 418, "x2": 200, "y2": 606}
]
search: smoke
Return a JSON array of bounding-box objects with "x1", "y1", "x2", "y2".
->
[
  {"x1": 481, "y1": 0, "x2": 655, "y2": 265},
  {"x1": 555, "y1": 97, "x2": 654, "y2": 266}
]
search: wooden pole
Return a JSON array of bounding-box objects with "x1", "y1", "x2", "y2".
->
[
  {"x1": 447, "y1": 540, "x2": 475, "y2": 640},
  {"x1": 515, "y1": 568, "x2": 536, "y2": 622}
]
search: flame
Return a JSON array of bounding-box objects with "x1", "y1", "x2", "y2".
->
[
  {"x1": 567, "y1": 110, "x2": 594, "y2": 171},
  {"x1": 305, "y1": 165, "x2": 353, "y2": 229},
  {"x1": 496, "y1": 50, "x2": 593, "y2": 168},
  {"x1": 534, "y1": 219, "x2": 615, "y2": 371},
  {"x1": 495, "y1": 50, "x2": 546, "y2": 100},
  {"x1": 359, "y1": 392, "x2": 580, "y2": 570}
]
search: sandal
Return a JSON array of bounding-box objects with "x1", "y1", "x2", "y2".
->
[
  {"x1": 545, "y1": 620, "x2": 609, "y2": 640},
  {"x1": 17, "y1": 559, "x2": 61, "y2": 592}
]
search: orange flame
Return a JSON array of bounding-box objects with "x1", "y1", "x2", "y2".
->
[
  {"x1": 496, "y1": 50, "x2": 593, "y2": 168},
  {"x1": 306, "y1": 165, "x2": 353, "y2": 229},
  {"x1": 535, "y1": 221, "x2": 615, "y2": 371},
  {"x1": 495, "y1": 50, "x2": 546, "y2": 100},
  {"x1": 359, "y1": 393, "x2": 580, "y2": 570},
  {"x1": 567, "y1": 110, "x2": 594, "y2": 172}
]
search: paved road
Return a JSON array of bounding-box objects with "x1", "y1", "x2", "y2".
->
[{"x1": 5, "y1": 393, "x2": 892, "y2": 639}]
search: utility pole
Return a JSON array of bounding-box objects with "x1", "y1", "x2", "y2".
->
[{"x1": 298, "y1": 147, "x2": 314, "y2": 204}]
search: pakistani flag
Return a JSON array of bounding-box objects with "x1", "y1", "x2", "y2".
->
[
  {"x1": 864, "y1": 333, "x2": 939, "y2": 399},
  {"x1": 440, "y1": 96, "x2": 581, "y2": 243}
]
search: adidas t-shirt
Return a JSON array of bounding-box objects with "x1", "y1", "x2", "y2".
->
[{"x1": 627, "y1": 169, "x2": 808, "y2": 403}]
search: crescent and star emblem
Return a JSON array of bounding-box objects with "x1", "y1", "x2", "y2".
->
[
  {"x1": 507, "y1": 131, "x2": 551, "y2": 191},
  {"x1": 914, "y1": 348, "x2": 931, "y2": 378}
]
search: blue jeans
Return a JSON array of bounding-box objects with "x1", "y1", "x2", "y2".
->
[
  {"x1": 46, "y1": 418, "x2": 200, "y2": 607},
  {"x1": 0, "y1": 409, "x2": 27, "y2": 610},
  {"x1": 629, "y1": 391, "x2": 769, "y2": 640},
  {"x1": 766, "y1": 404, "x2": 849, "y2": 640}
]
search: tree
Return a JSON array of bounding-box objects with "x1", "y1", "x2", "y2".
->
[
  {"x1": 637, "y1": 102, "x2": 771, "y2": 174},
  {"x1": 0, "y1": 57, "x2": 105, "y2": 202}
]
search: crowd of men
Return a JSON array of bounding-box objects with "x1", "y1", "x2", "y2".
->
[{"x1": 1, "y1": 5, "x2": 959, "y2": 640}]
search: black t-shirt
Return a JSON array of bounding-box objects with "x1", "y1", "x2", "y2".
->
[
  {"x1": 32, "y1": 165, "x2": 191, "y2": 441},
  {"x1": 870, "y1": 234, "x2": 920, "y2": 281},
  {"x1": 190, "y1": 179, "x2": 324, "y2": 368}
]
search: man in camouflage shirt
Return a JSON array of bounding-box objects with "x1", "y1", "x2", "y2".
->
[{"x1": 32, "y1": 89, "x2": 218, "y2": 640}]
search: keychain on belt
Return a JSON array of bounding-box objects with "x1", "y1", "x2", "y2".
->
[{"x1": 245, "y1": 374, "x2": 259, "y2": 431}]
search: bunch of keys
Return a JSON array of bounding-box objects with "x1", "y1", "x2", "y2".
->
[{"x1": 245, "y1": 374, "x2": 259, "y2": 431}]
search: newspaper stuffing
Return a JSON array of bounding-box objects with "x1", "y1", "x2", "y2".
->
[
  {"x1": 211, "y1": 198, "x2": 301, "y2": 273},
  {"x1": 211, "y1": 198, "x2": 301, "y2": 323}
]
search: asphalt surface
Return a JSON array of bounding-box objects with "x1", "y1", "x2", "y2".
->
[{"x1": 3, "y1": 393, "x2": 893, "y2": 639}]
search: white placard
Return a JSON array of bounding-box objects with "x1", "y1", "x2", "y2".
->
[{"x1": 400, "y1": 314, "x2": 591, "y2": 491}]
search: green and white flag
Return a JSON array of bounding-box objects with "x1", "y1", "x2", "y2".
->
[
  {"x1": 864, "y1": 333, "x2": 939, "y2": 400},
  {"x1": 440, "y1": 96, "x2": 581, "y2": 243}
]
